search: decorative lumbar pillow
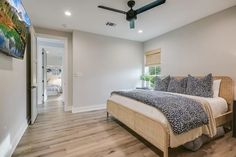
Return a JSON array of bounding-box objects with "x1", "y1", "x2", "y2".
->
[
  {"x1": 167, "y1": 77, "x2": 188, "y2": 94},
  {"x1": 186, "y1": 73, "x2": 213, "y2": 98},
  {"x1": 154, "y1": 76, "x2": 170, "y2": 91},
  {"x1": 213, "y1": 79, "x2": 221, "y2": 97}
]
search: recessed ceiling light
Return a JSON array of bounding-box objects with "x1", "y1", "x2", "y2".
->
[
  {"x1": 138, "y1": 30, "x2": 143, "y2": 33},
  {"x1": 64, "y1": 11, "x2": 72, "y2": 16}
]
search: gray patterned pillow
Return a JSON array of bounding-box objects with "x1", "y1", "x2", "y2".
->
[
  {"x1": 154, "y1": 76, "x2": 170, "y2": 91},
  {"x1": 186, "y1": 74, "x2": 213, "y2": 98},
  {"x1": 167, "y1": 77, "x2": 188, "y2": 94}
]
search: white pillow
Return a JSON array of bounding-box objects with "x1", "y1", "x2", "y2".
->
[{"x1": 213, "y1": 79, "x2": 221, "y2": 97}]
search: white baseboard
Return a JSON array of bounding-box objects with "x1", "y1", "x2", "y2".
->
[
  {"x1": 64, "y1": 105, "x2": 72, "y2": 112},
  {"x1": 72, "y1": 104, "x2": 106, "y2": 113},
  {"x1": 8, "y1": 120, "x2": 28, "y2": 157}
]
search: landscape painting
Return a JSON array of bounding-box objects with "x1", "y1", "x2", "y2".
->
[{"x1": 0, "y1": 0, "x2": 31, "y2": 59}]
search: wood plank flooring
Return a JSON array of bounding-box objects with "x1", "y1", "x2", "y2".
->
[{"x1": 13, "y1": 99, "x2": 236, "y2": 157}]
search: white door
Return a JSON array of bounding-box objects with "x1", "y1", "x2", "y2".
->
[{"x1": 30, "y1": 27, "x2": 38, "y2": 124}]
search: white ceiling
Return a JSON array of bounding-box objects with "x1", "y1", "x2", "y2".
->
[{"x1": 22, "y1": 0, "x2": 236, "y2": 41}]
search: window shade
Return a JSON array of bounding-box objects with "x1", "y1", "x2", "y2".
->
[{"x1": 145, "y1": 49, "x2": 161, "y2": 66}]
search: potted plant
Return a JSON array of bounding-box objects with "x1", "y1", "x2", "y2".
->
[
  {"x1": 140, "y1": 74, "x2": 150, "y2": 88},
  {"x1": 140, "y1": 74, "x2": 156, "y2": 89}
]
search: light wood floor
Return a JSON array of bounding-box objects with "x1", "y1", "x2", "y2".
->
[{"x1": 13, "y1": 99, "x2": 236, "y2": 157}]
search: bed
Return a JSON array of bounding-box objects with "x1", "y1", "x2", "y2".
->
[
  {"x1": 47, "y1": 84, "x2": 62, "y2": 96},
  {"x1": 47, "y1": 67, "x2": 62, "y2": 96},
  {"x1": 107, "y1": 76, "x2": 234, "y2": 157}
]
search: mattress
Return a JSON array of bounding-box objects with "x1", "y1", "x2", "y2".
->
[{"x1": 108, "y1": 91, "x2": 228, "y2": 147}]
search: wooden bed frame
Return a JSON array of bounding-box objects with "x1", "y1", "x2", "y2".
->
[{"x1": 107, "y1": 76, "x2": 234, "y2": 157}]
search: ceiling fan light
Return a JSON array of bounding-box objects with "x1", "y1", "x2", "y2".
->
[{"x1": 130, "y1": 20, "x2": 135, "y2": 29}]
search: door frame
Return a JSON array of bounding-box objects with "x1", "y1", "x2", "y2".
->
[
  {"x1": 29, "y1": 26, "x2": 38, "y2": 124},
  {"x1": 36, "y1": 33, "x2": 69, "y2": 111}
]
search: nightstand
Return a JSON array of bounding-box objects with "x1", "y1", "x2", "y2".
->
[{"x1": 233, "y1": 101, "x2": 236, "y2": 137}]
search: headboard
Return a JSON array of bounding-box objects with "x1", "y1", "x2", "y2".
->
[
  {"x1": 175, "y1": 76, "x2": 234, "y2": 111},
  {"x1": 214, "y1": 76, "x2": 234, "y2": 111}
]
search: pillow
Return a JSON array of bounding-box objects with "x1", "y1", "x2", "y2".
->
[
  {"x1": 154, "y1": 76, "x2": 170, "y2": 91},
  {"x1": 213, "y1": 79, "x2": 221, "y2": 97},
  {"x1": 167, "y1": 77, "x2": 188, "y2": 94},
  {"x1": 48, "y1": 78, "x2": 61, "y2": 86},
  {"x1": 186, "y1": 74, "x2": 213, "y2": 98}
]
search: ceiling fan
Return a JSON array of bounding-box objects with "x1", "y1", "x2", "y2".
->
[{"x1": 98, "y1": 0, "x2": 166, "y2": 29}]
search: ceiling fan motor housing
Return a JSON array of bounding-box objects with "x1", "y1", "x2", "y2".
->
[{"x1": 126, "y1": 10, "x2": 137, "y2": 21}]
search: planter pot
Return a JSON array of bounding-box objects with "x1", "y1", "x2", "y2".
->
[{"x1": 144, "y1": 81, "x2": 150, "y2": 88}]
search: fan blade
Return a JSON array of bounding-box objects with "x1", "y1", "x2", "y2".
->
[
  {"x1": 130, "y1": 19, "x2": 135, "y2": 29},
  {"x1": 136, "y1": 0, "x2": 166, "y2": 14},
  {"x1": 98, "y1": 6, "x2": 126, "y2": 14}
]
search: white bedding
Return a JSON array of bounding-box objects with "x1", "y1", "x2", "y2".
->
[
  {"x1": 108, "y1": 91, "x2": 228, "y2": 147},
  {"x1": 47, "y1": 85, "x2": 62, "y2": 96}
]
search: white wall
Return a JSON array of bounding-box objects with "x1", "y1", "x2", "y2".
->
[
  {"x1": 73, "y1": 31, "x2": 143, "y2": 111},
  {"x1": 144, "y1": 6, "x2": 236, "y2": 98},
  {"x1": 0, "y1": 53, "x2": 28, "y2": 157}
]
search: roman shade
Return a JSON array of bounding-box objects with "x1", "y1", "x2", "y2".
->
[{"x1": 145, "y1": 49, "x2": 161, "y2": 66}]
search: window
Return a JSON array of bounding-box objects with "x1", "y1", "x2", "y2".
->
[
  {"x1": 145, "y1": 65, "x2": 161, "y2": 76},
  {"x1": 144, "y1": 49, "x2": 161, "y2": 76},
  {"x1": 142, "y1": 49, "x2": 161, "y2": 88}
]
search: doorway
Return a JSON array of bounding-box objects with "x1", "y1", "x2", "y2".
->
[{"x1": 36, "y1": 36, "x2": 67, "y2": 112}]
